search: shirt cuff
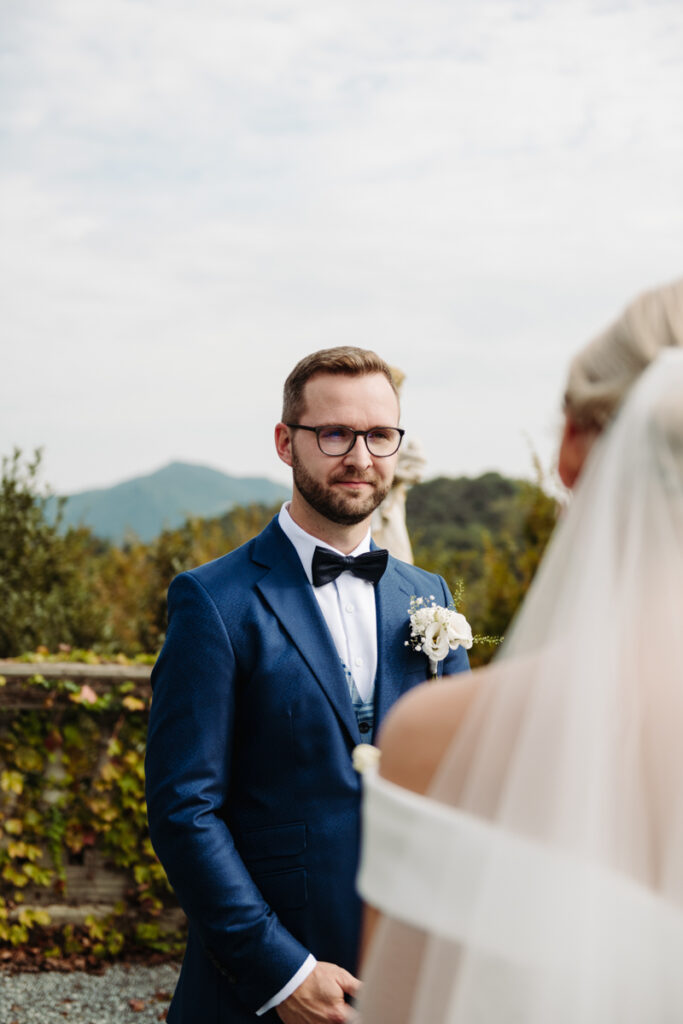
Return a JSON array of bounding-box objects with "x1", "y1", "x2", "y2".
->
[{"x1": 256, "y1": 954, "x2": 317, "y2": 1016}]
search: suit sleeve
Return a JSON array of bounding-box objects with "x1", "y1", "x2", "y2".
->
[
  {"x1": 438, "y1": 574, "x2": 471, "y2": 676},
  {"x1": 145, "y1": 571, "x2": 310, "y2": 1013}
]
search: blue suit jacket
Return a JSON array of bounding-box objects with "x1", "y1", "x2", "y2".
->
[{"x1": 145, "y1": 517, "x2": 469, "y2": 1022}]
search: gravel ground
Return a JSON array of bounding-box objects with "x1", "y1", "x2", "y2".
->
[{"x1": 0, "y1": 963, "x2": 181, "y2": 1024}]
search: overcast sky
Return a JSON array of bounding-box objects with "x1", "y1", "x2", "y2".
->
[{"x1": 2, "y1": 0, "x2": 682, "y2": 495}]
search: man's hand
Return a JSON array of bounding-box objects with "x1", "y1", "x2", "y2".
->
[{"x1": 276, "y1": 961, "x2": 361, "y2": 1024}]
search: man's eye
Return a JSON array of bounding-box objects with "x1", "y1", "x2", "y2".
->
[
  {"x1": 368, "y1": 429, "x2": 391, "y2": 441},
  {"x1": 321, "y1": 427, "x2": 349, "y2": 440}
]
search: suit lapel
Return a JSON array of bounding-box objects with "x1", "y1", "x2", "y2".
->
[
  {"x1": 253, "y1": 521, "x2": 361, "y2": 745},
  {"x1": 374, "y1": 558, "x2": 415, "y2": 728}
]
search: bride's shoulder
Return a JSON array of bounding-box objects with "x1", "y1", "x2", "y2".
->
[{"x1": 377, "y1": 668, "x2": 491, "y2": 796}]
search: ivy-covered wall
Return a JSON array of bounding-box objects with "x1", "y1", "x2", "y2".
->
[{"x1": 0, "y1": 655, "x2": 185, "y2": 960}]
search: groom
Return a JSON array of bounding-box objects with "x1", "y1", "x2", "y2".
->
[{"x1": 145, "y1": 347, "x2": 470, "y2": 1023}]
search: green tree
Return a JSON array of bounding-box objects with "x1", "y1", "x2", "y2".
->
[
  {"x1": 473, "y1": 477, "x2": 559, "y2": 642},
  {"x1": 407, "y1": 473, "x2": 521, "y2": 551},
  {"x1": 411, "y1": 471, "x2": 559, "y2": 667},
  {"x1": 93, "y1": 502, "x2": 279, "y2": 654},
  {"x1": 0, "y1": 450, "x2": 106, "y2": 656}
]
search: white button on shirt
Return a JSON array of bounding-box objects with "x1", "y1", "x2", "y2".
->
[{"x1": 278, "y1": 504, "x2": 378, "y2": 702}]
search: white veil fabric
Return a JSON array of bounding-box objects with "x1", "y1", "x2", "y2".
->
[{"x1": 358, "y1": 350, "x2": 683, "y2": 1022}]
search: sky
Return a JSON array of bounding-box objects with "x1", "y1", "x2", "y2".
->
[{"x1": 2, "y1": 0, "x2": 683, "y2": 496}]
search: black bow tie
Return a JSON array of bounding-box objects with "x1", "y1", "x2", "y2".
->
[{"x1": 311, "y1": 546, "x2": 388, "y2": 587}]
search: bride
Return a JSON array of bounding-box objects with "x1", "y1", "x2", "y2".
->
[{"x1": 357, "y1": 277, "x2": 683, "y2": 1022}]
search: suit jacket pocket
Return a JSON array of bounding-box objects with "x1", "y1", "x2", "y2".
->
[
  {"x1": 240, "y1": 822, "x2": 307, "y2": 861},
  {"x1": 253, "y1": 867, "x2": 308, "y2": 911}
]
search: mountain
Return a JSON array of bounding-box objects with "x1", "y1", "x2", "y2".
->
[{"x1": 55, "y1": 461, "x2": 291, "y2": 543}]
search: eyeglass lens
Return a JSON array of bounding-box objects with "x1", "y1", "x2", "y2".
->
[{"x1": 318, "y1": 426, "x2": 401, "y2": 456}]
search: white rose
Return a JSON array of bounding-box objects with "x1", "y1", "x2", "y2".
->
[
  {"x1": 422, "y1": 621, "x2": 451, "y2": 661},
  {"x1": 445, "y1": 611, "x2": 473, "y2": 650}
]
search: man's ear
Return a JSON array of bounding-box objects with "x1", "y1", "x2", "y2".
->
[{"x1": 274, "y1": 422, "x2": 294, "y2": 467}]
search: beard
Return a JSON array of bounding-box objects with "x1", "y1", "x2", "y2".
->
[{"x1": 291, "y1": 450, "x2": 392, "y2": 526}]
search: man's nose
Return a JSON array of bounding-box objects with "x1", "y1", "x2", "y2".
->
[{"x1": 341, "y1": 434, "x2": 373, "y2": 470}]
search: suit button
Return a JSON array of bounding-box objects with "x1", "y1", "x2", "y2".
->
[{"x1": 359, "y1": 722, "x2": 371, "y2": 734}]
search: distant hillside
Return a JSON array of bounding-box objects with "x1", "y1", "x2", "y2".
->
[
  {"x1": 50, "y1": 463, "x2": 545, "y2": 548},
  {"x1": 407, "y1": 472, "x2": 536, "y2": 550},
  {"x1": 54, "y1": 461, "x2": 291, "y2": 543}
]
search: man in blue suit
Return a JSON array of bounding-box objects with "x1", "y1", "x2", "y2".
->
[{"x1": 145, "y1": 347, "x2": 470, "y2": 1023}]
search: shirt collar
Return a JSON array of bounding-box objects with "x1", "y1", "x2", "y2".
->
[{"x1": 278, "y1": 502, "x2": 372, "y2": 585}]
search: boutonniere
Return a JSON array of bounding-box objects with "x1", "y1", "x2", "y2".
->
[{"x1": 405, "y1": 595, "x2": 473, "y2": 679}]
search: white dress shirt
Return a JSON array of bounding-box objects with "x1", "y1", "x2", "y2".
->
[
  {"x1": 278, "y1": 503, "x2": 378, "y2": 702},
  {"x1": 256, "y1": 504, "x2": 380, "y2": 1015}
]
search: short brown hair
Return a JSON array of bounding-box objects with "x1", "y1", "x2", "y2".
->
[{"x1": 282, "y1": 346, "x2": 400, "y2": 422}]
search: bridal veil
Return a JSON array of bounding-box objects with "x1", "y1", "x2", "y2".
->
[{"x1": 358, "y1": 346, "x2": 683, "y2": 1021}]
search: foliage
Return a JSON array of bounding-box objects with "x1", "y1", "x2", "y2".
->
[
  {"x1": 1, "y1": 447, "x2": 558, "y2": 668},
  {"x1": 410, "y1": 470, "x2": 559, "y2": 667},
  {"x1": 93, "y1": 502, "x2": 279, "y2": 654},
  {"x1": 0, "y1": 668, "x2": 185, "y2": 958},
  {"x1": 0, "y1": 448, "x2": 280, "y2": 657},
  {"x1": 1, "y1": 445, "x2": 558, "y2": 671},
  {"x1": 407, "y1": 472, "x2": 522, "y2": 551},
  {"x1": 0, "y1": 450, "x2": 107, "y2": 657}
]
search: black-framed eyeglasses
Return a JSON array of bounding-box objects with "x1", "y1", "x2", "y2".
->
[{"x1": 286, "y1": 423, "x2": 405, "y2": 458}]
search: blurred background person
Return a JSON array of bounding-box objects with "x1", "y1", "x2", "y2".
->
[{"x1": 371, "y1": 367, "x2": 426, "y2": 564}]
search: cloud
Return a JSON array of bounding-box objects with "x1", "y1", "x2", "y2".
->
[{"x1": 1, "y1": 0, "x2": 682, "y2": 491}]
